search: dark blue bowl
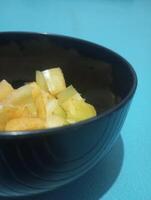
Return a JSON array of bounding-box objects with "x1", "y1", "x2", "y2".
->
[{"x1": 0, "y1": 32, "x2": 137, "y2": 197}]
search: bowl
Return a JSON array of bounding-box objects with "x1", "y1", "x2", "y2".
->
[{"x1": 0, "y1": 32, "x2": 137, "y2": 197}]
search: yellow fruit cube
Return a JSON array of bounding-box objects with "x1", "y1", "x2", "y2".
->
[
  {"x1": 46, "y1": 99, "x2": 66, "y2": 119},
  {"x1": 57, "y1": 85, "x2": 83, "y2": 104},
  {"x1": 0, "y1": 124, "x2": 4, "y2": 131},
  {"x1": 30, "y1": 82, "x2": 55, "y2": 118},
  {"x1": 35, "y1": 94, "x2": 46, "y2": 119},
  {"x1": 25, "y1": 103, "x2": 37, "y2": 117},
  {"x1": 7, "y1": 105, "x2": 31, "y2": 119},
  {"x1": 0, "y1": 104, "x2": 32, "y2": 130},
  {"x1": 0, "y1": 80, "x2": 14, "y2": 102},
  {"x1": 0, "y1": 67, "x2": 97, "y2": 131},
  {"x1": 5, "y1": 84, "x2": 33, "y2": 106},
  {"x1": 53, "y1": 104, "x2": 66, "y2": 118},
  {"x1": 29, "y1": 82, "x2": 41, "y2": 99},
  {"x1": 5, "y1": 117, "x2": 45, "y2": 131},
  {"x1": 0, "y1": 104, "x2": 11, "y2": 130},
  {"x1": 42, "y1": 67, "x2": 66, "y2": 95},
  {"x1": 36, "y1": 71, "x2": 48, "y2": 91},
  {"x1": 46, "y1": 115, "x2": 66, "y2": 128},
  {"x1": 62, "y1": 99, "x2": 96, "y2": 122}
]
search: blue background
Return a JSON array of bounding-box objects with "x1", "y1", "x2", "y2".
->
[{"x1": 0, "y1": 0, "x2": 150, "y2": 199}]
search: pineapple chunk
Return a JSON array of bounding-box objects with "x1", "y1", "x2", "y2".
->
[
  {"x1": 0, "y1": 104, "x2": 32, "y2": 130},
  {"x1": 36, "y1": 71, "x2": 48, "y2": 91},
  {"x1": 5, "y1": 117, "x2": 45, "y2": 131},
  {"x1": 46, "y1": 99, "x2": 66, "y2": 118},
  {"x1": 0, "y1": 124, "x2": 4, "y2": 131},
  {"x1": 5, "y1": 84, "x2": 33, "y2": 106},
  {"x1": 35, "y1": 94, "x2": 46, "y2": 119},
  {"x1": 57, "y1": 85, "x2": 83, "y2": 105},
  {"x1": 62, "y1": 99, "x2": 96, "y2": 122},
  {"x1": 30, "y1": 82, "x2": 55, "y2": 119},
  {"x1": 0, "y1": 80, "x2": 14, "y2": 102},
  {"x1": 45, "y1": 99, "x2": 66, "y2": 128},
  {"x1": 29, "y1": 82, "x2": 41, "y2": 99},
  {"x1": 46, "y1": 115, "x2": 66, "y2": 128},
  {"x1": 53, "y1": 104, "x2": 66, "y2": 118},
  {"x1": 0, "y1": 104, "x2": 12, "y2": 130},
  {"x1": 0, "y1": 67, "x2": 97, "y2": 131},
  {"x1": 29, "y1": 82, "x2": 52, "y2": 118},
  {"x1": 30, "y1": 81, "x2": 54, "y2": 102},
  {"x1": 6, "y1": 105, "x2": 31, "y2": 119},
  {"x1": 5, "y1": 84, "x2": 37, "y2": 117},
  {"x1": 25, "y1": 103, "x2": 37, "y2": 117},
  {"x1": 46, "y1": 99, "x2": 58, "y2": 116},
  {"x1": 42, "y1": 68, "x2": 66, "y2": 95}
]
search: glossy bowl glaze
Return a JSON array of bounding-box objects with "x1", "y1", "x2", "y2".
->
[{"x1": 0, "y1": 32, "x2": 137, "y2": 197}]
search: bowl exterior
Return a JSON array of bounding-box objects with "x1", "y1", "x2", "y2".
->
[{"x1": 0, "y1": 100, "x2": 131, "y2": 197}]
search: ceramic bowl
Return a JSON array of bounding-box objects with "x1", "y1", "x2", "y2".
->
[{"x1": 0, "y1": 32, "x2": 137, "y2": 197}]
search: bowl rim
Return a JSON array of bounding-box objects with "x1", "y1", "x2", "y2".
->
[{"x1": 0, "y1": 31, "x2": 138, "y2": 139}]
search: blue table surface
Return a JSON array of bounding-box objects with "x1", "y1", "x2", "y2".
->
[{"x1": 0, "y1": 0, "x2": 150, "y2": 199}]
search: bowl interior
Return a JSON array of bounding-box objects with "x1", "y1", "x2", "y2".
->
[{"x1": 0, "y1": 33, "x2": 135, "y2": 115}]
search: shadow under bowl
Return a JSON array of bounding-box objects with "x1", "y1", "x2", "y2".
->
[{"x1": 0, "y1": 32, "x2": 137, "y2": 197}]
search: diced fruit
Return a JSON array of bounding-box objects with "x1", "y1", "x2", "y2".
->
[
  {"x1": 30, "y1": 81, "x2": 54, "y2": 102},
  {"x1": 46, "y1": 99, "x2": 66, "y2": 118},
  {"x1": 57, "y1": 85, "x2": 83, "y2": 104},
  {"x1": 0, "y1": 124, "x2": 4, "y2": 131},
  {"x1": 0, "y1": 104, "x2": 12, "y2": 130},
  {"x1": 46, "y1": 115, "x2": 66, "y2": 128},
  {"x1": 25, "y1": 103, "x2": 37, "y2": 117},
  {"x1": 34, "y1": 90, "x2": 54, "y2": 119},
  {"x1": 53, "y1": 104, "x2": 66, "y2": 118},
  {"x1": 36, "y1": 71, "x2": 48, "y2": 91},
  {"x1": 5, "y1": 117, "x2": 45, "y2": 131},
  {"x1": 0, "y1": 67, "x2": 97, "y2": 131},
  {"x1": 35, "y1": 94, "x2": 46, "y2": 119},
  {"x1": 0, "y1": 104, "x2": 32, "y2": 130},
  {"x1": 0, "y1": 80, "x2": 14, "y2": 102},
  {"x1": 46, "y1": 99, "x2": 58, "y2": 116},
  {"x1": 41, "y1": 90, "x2": 55, "y2": 103},
  {"x1": 29, "y1": 82, "x2": 41, "y2": 99},
  {"x1": 42, "y1": 68, "x2": 66, "y2": 95},
  {"x1": 62, "y1": 99, "x2": 96, "y2": 122},
  {"x1": 6, "y1": 105, "x2": 31, "y2": 119},
  {"x1": 5, "y1": 84, "x2": 33, "y2": 105},
  {"x1": 44, "y1": 99, "x2": 67, "y2": 128},
  {"x1": 30, "y1": 82, "x2": 55, "y2": 118}
]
